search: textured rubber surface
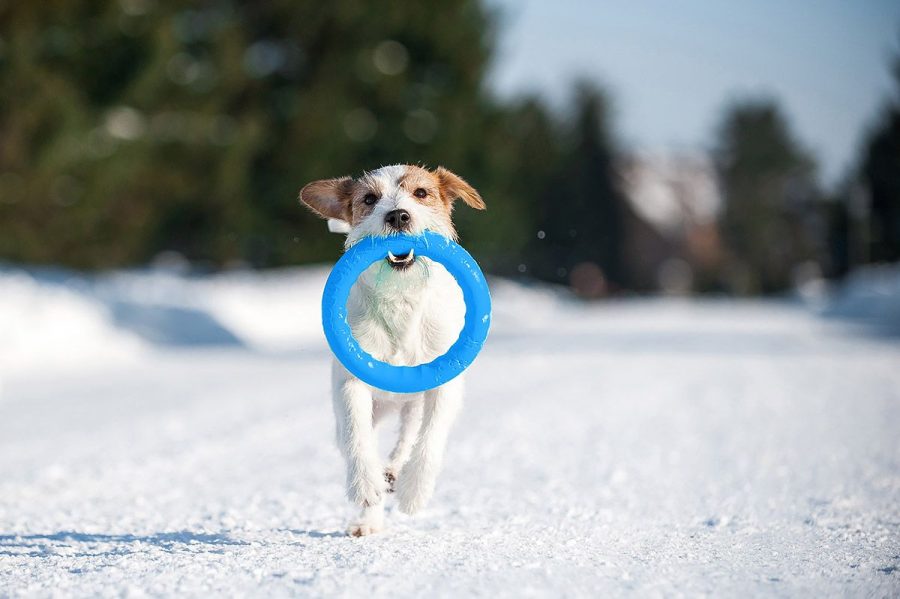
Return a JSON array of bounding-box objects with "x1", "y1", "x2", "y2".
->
[{"x1": 321, "y1": 231, "x2": 491, "y2": 393}]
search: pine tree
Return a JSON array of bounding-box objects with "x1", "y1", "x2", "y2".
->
[
  {"x1": 527, "y1": 84, "x2": 626, "y2": 293},
  {"x1": 861, "y1": 48, "x2": 900, "y2": 263},
  {"x1": 715, "y1": 100, "x2": 819, "y2": 293},
  {"x1": 0, "y1": 0, "x2": 494, "y2": 267}
]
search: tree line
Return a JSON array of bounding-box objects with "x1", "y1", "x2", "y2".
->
[{"x1": 0, "y1": 1, "x2": 897, "y2": 295}]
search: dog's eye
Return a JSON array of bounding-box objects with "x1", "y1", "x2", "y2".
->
[
  {"x1": 363, "y1": 193, "x2": 379, "y2": 206},
  {"x1": 413, "y1": 188, "x2": 427, "y2": 199}
]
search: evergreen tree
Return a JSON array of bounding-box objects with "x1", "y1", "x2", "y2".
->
[
  {"x1": 0, "y1": 0, "x2": 494, "y2": 267},
  {"x1": 861, "y1": 48, "x2": 900, "y2": 263},
  {"x1": 460, "y1": 96, "x2": 565, "y2": 273},
  {"x1": 527, "y1": 84, "x2": 626, "y2": 292},
  {"x1": 714, "y1": 100, "x2": 819, "y2": 293}
]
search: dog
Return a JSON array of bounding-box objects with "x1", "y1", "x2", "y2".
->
[{"x1": 300, "y1": 164, "x2": 486, "y2": 536}]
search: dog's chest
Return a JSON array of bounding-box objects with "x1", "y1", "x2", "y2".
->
[{"x1": 346, "y1": 263, "x2": 463, "y2": 367}]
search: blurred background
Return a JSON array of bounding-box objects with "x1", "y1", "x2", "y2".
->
[
  {"x1": 3, "y1": 3, "x2": 900, "y2": 594},
  {"x1": 1, "y1": 0, "x2": 898, "y2": 297}
]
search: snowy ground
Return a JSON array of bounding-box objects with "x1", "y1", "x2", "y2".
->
[{"x1": 1, "y1": 266, "x2": 898, "y2": 597}]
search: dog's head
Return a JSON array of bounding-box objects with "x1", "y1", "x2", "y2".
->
[{"x1": 300, "y1": 164, "x2": 485, "y2": 271}]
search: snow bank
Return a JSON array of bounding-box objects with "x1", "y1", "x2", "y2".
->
[
  {"x1": 821, "y1": 263, "x2": 900, "y2": 335},
  {"x1": 0, "y1": 265, "x2": 330, "y2": 380},
  {"x1": 0, "y1": 269, "x2": 146, "y2": 378},
  {"x1": 3, "y1": 261, "x2": 897, "y2": 381},
  {"x1": 94, "y1": 266, "x2": 329, "y2": 351},
  {"x1": 0, "y1": 267, "x2": 567, "y2": 379}
]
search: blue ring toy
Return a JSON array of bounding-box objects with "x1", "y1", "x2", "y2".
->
[{"x1": 321, "y1": 231, "x2": 491, "y2": 393}]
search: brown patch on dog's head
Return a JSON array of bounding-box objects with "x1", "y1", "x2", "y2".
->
[
  {"x1": 395, "y1": 165, "x2": 486, "y2": 239},
  {"x1": 396, "y1": 166, "x2": 444, "y2": 211},
  {"x1": 394, "y1": 165, "x2": 486, "y2": 211}
]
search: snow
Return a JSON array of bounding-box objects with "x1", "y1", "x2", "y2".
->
[{"x1": 1, "y1": 265, "x2": 899, "y2": 596}]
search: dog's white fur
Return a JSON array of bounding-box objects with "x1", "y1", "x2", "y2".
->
[{"x1": 300, "y1": 164, "x2": 485, "y2": 536}]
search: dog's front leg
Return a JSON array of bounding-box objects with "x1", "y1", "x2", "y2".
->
[
  {"x1": 385, "y1": 398, "x2": 424, "y2": 492},
  {"x1": 396, "y1": 377, "x2": 463, "y2": 515},
  {"x1": 333, "y1": 371, "x2": 387, "y2": 535}
]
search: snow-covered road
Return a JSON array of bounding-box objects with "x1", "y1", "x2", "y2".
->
[{"x1": 1, "y1": 269, "x2": 898, "y2": 597}]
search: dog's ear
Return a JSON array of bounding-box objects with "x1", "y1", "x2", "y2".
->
[
  {"x1": 299, "y1": 177, "x2": 355, "y2": 221},
  {"x1": 433, "y1": 167, "x2": 486, "y2": 210}
]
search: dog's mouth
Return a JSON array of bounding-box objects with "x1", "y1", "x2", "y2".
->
[{"x1": 386, "y1": 249, "x2": 416, "y2": 271}]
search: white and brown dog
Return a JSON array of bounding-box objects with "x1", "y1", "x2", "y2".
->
[{"x1": 300, "y1": 164, "x2": 485, "y2": 536}]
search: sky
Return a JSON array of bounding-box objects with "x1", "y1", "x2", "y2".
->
[{"x1": 486, "y1": 0, "x2": 900, "y2": 185}]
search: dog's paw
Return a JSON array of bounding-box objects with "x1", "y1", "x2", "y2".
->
[
  {"x1": 395, "y1": 465, "x2": 435, "y2": 515},
  {"x1": 384, "y1": 468, "x2": 397, "y2": 493},
  {"x1": 346, "y1": 519, "x2": 384, "y2": 537},
  {"x1": 347, "y1": 466, "x2": 388, "y2": 507}
]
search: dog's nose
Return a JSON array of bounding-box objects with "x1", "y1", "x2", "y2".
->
[{"x1": 385, "y1": 209, "x2": 411, "y2": 231}]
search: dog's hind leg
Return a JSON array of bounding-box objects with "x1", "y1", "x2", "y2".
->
[
  {"x1": 396, "y1": 377, "x2": 463, "y2": 514},
  {"x1": 385, "y1": 398, "x2": 424, "y2": 492}
]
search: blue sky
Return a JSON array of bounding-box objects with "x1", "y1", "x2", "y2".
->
[{"x1": 486, "y1": 0, "x2": 900, "y2": 184}]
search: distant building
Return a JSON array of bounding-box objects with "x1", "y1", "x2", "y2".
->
[{"x1": 617, "y1": 151, "x2": 724, "y2": 293}]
